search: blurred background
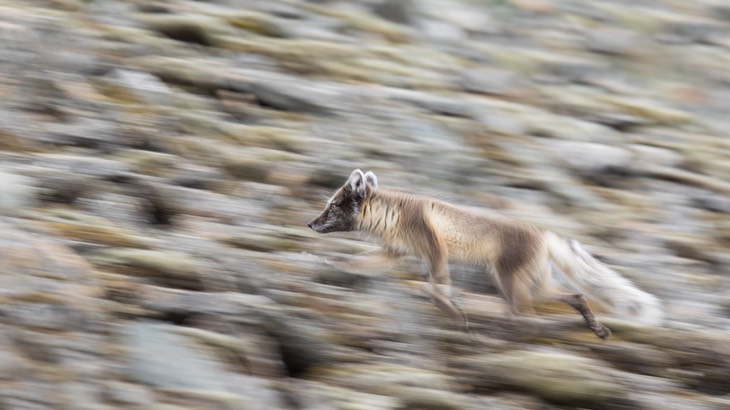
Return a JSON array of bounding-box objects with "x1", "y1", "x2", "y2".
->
[{"x1": 0, "y1": 0, "x2": 729, "y2": 408}]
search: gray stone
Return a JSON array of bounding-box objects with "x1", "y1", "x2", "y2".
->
[
  {"x1": 533, "y1": 53, "x2": 607, "y2": 84},
  {"x1": 49, "y1": 118, "x2": 128, "y2": 150},
  {"x1": 419, "y1": 19, "x2": 467, "y2": 42},
  {"x1": 589, "y1": 342, "x2": 674, "y2": 377},
  {"x1": 661, "y1": 16, "x2": 727, "y2": 43},
  {"x1": 136, "y1": 14, "x2": 230, "y2": 46},
  {"x1": 60, "y1": 382, "x2": 105, "y2": 410},
  {"x1": 542, "y1": 140, "x2": 633, "y2": 175},
  {"x1": 124, "y1": 321, "x2": 286, "y2": 408},
  {"x1": 373, "y1": 0, "x2": 415, "y2": 25},
  {"x1": 584, "y1": 27, "x2": 644, "y2": 55},
  {"x1": 102, "y1": 69, "x2": 172, "y2": 105},
  {"x1": 103, "y1": 381, "x2": 154, "y2": 406},
  {"x1": 86, "y1": 248, "x2": 205, "y2": 290},
  {"x1": 0, "y1": 171, "x2": 36, "y2": 214},
  {"x1": 124, "y1": 321, "x2": 230, "y2": 390},
  {"x1": 461, "y1": 68, "x2": 521, "y2": 96},
  {"x1": 629, "y1": 144, "x2": 683, "y2": 167},
  {"x1": 244, "y1": 73, "x2": 337, "y2": 114},
  {"x1": 466, "y1": 350, "x2": 627, "y2": 406},
  {"x1": 381, "y1": 88, "x2": 470, "y2": 117},
  {"x1": 30, "y1": 154, "x2": 132, "y2": 179}
]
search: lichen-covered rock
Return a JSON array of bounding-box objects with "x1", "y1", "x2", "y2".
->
[
  {"x1": 464, "y1": 350, "x2": 627, "y2": 406},
  {"x1": 86, "y1": 248, "x2": 205, "y2": 290}
]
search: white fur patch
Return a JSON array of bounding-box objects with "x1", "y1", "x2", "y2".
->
[
  {"x1": 348, "y1": 169, "x2": 365, "y2": 191},
  {"x1": 364, "y1": 171, "x2": 378, "y2": 188}
]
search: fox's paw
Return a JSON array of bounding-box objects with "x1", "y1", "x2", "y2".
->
[{"x1": 593, "y1": 323, "x2": 612, "y2": 340}]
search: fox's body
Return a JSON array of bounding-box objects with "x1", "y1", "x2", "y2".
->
[{"x1": 309, "y1": 169, "x2": 663, "y2": 339}]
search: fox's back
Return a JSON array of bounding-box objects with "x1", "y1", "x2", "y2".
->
[{"x1": 424, "y1": 199, "x2": 543, "y2": 267}]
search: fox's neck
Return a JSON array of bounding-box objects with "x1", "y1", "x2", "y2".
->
[{"x1": 357, "y1": 190, "x2": 400, "y2": 237}]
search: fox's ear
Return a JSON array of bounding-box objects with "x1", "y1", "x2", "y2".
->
[
  {"x1": 364, "y1": 171, "x2": 378, "y2": 188},
  {"x1": 347, "y1": 169, "x2": 367, "y2": 196}
]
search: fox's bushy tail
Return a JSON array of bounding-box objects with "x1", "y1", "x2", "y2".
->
[{"x1": 545, "y1": 232, "x2": 663, "y2": 326}]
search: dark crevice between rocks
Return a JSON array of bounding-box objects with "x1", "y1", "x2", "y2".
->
[
  {"x1": 155, "y1": 24, "x2": 213, "y2": 46},
  {"x1": 112, "y1": 178, "x2": 180, "y2": 226},
  {"x1": 578, "y1": 168, "x2": 636, "y2": 189},
  {"x1": 258, "y1": 312, "x2": 331, "y2": 378},
  {"x1": 158, "y1": 311, "x2": 197, "y2": 326}
]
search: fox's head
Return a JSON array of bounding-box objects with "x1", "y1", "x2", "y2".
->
[{"x1": 308, "y1": 169, "x2": 378, "y2": 233}]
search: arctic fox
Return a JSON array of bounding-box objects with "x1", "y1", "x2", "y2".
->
[{"x1": 308, "y1": 169, "x2": 663, "y2": 339}]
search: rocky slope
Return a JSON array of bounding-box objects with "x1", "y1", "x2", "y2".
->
[{"x1": 0, "y1": 0, "x2": 729, "y2": 408}]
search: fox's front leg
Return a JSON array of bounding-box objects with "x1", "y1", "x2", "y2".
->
[
  {"x1": 426, "y1": 244, "x2": 453, "y2": 298},
  {"x1": 423, "y1": 242, "x2": 469, "y2": 329}
]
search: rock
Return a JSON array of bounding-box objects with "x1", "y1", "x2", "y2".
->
[
  {"x1": 0, "y1": 217, "x2": 104, "y2": 306},
  {"x1": 584, "y1": 27, "x2": 644, "y2": 56},
  {"x1": 522, "y1": 111, "x2": 620, "y2": 142},
  {"x1": 463, "y1": 350, "x2": 627, "y2": 406},
  {"x1": 257, "y1": 311, "x2": 335, "y2": 377},
  {"x1": 0, "y1": 171, "x2": 36, "y2": 214},
  {"x1": 103, "y1": 381, "x2": 154, "y2": 406},
  {"x1": 0, "y1": 333, "x2": 30, "y2": 377},
  {"x1": 101, "y1": 69, "x2": 172, "y2": 106},
  {"x1": 382, "y1": 88, "x2": 470, "y2": 117},
  {"x1": 589, "y1": 342, "x2": 674, "y2": 377},
  {"x1": 541, "y1": 140, "x2": 633, "y2": 175},
  {"x1": 592, "y1": 112, "x2": 650, "y2": 132},
  {"x1": 86, "y1": 248, "x2": 205, "y2": 290},
  {"x1": 37, "y1": 211, "x2": 155, "y2": 249},
  {"x1": 123, "y1": 322, "x2": 288, "y2": 409},
  {"x1": 223, "y1": 10, "x2": 289, "y2": 37},
  {"x1": 0, "y1": 110, "x2": 46, "y2": 152},
  {"x1": 60, "y1": 382, "x2": 105, "y2": 410},
  {"x1": 297, "y1": 381, "x2": 400, "y2": 410},
  {"x1": 419, "y1": 19, "x2": 467, "y2": 42},
  {"x1": 136, "y1": 14, "x2": 230, "y2": 46},
  {"x1": 532, "y1": 52, "x2": 607, "y2": 84},
  {"x1": 232, "y1": 69, "x2": 338, "y2": 114},
  {"x1": 373, "y1": 0, "x2": 416, "y2": 25},
  {"x1": 30, "y1": 154, "x2": 132, "y2": 180},
  {"x1": 315, "y1": 363, "x2": 453, "y2": 396},
  {"x1": 460, "y1": 68, "x2": 521, "y2": 96},
  {"x1": 619, "y1": 326, "x2": 730, "y2": 396},
  {"x1": 692, "y1": 191, "x2": 730, "y2": 214},
  {"x1": 220, "y1": 146, "x2": 302, "y2": 182},
  {"x1": 167, "y1": 163, "x2": 226, "y2": 190},
  {"x1": 134, "y1": 286, "x2": 275, "y2": 323},
  {"x1": 395, "y1": 388, "x2": 474, "y2": 410},
  {"x1": 629, "y1": 144, "x2": 683, "y2": 168},
  {"x1": 660, "y1": 15, "x2": 726, "y2": 43},
  {"x1": 121, "y1": 178, "x2": 181, "y2": 225},
  {"x1": 49, "y1": 118, "x2": 128, "y2": 150},
  {"x1": 123, "y1": 320, "x2": 230, "y2": 389},
  {"x1": 298, "y1": 2, "x2": 411, "y2": 42},
  {"x1": 641, "y1": 165, "x2": 730, "y2": 194},
  {"x1": 163, "y1": 184, "x2": 267, "y2": 224},
  {"x1": 597, "y1": 95, "x2": 694, "y2": 124},
  {"x1": 32, "y1": 169, "x2": 98, "y2": 204},
  {"x1": 436, "y1": 5, "x2": 496, "y2": 34}
]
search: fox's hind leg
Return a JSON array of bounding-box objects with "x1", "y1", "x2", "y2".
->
[
  {"x1": 493, "y1": 264, "x2": 538, "y2": 317},
  {"x1": 535, "y1": 267, "x2": 611, "y2": 340},
  {"x1": 557, "y1": 294, "x2": 611, "y2": 340}
]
